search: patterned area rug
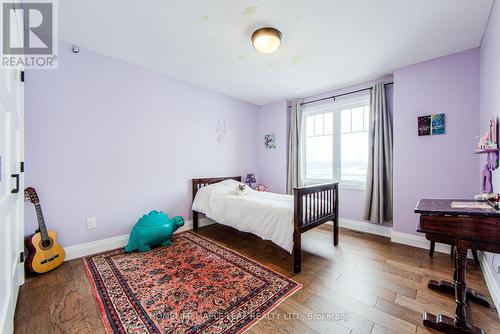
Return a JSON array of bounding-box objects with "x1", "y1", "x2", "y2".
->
[{"x1": 83, "y1": 231, "x2": 301, "y2": 333}]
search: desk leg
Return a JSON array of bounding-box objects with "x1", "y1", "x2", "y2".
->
[
  {"x1": 427, "y1": 240, "x2": 490, "y2": 307},
  {"x1": 423, "y1": 240, "x2": 483, "y2": 334},
  {"x1": 427, "y1": 280, "x2": 490, "y2": 307},
  {"x1": 454, "y1": 240, "x2": 470, "y2": 329}
]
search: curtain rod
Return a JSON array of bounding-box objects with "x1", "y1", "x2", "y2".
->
[{"x1": 287, "y1": 81, "x2": 394, "y2": 108}]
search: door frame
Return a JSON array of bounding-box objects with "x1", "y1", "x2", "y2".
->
[{"x1": 0, "y1": 4, "x2": 25, "y2": 331}]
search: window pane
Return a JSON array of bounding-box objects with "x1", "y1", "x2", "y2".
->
[
  {"x1": 364, "y1": 106, "x2": 370, "y2": 131},
  {"x1": 314, "y1": 114, "x2": 324, "y2": 136},
  {"x1": 341, "y1": 131, "x2": 368, "y2": 183},
  {"x1": 341, "y1": 109, "x2": 351, "y2": 134},
  {"x1": 324, "y1": 112, "x2": 333, "y2": 135},
  {"x1": 306, "y1": 135, "x2": 333, "y2": 180},
  {"x1": 306, "y1": 116, "x2": 314, "y2": 137},
  {"x1": 351, "y1": 107, "x2": 364, "y2": 132}
]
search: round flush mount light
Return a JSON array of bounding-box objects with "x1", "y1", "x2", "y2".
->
[{"x1": 251, "y1": 27, "x2": 282, "y2": 54}]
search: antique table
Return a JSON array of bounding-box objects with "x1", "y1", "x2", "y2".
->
[{"x1": 415, "y1": 199, "x2": 500, "y2": 334}]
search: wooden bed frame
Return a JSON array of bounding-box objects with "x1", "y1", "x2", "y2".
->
[{"x1": 192, "y1": 176, "x2": 339, "y2": 273}]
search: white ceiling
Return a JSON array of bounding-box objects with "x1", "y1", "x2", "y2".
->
[{"x1": 59, "y1": 0, "x2": 494, "y2": 105}]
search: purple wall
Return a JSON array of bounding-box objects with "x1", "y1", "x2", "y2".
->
[
  {"x1": 256, "y1": 101, "x2": 288, "y2": 193},
  {"x1": 479, "y1": 1, "x2": 500, "y2": 287},
  {"x1": 24, "y1": 42, "x2": 259, "y2": 247},
  {"x1": 393, "y1": 49, "x2": 480, "y2": 235}
]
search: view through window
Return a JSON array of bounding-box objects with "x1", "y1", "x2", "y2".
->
[{"x1": 304, "y1": 97, "x2": 370, "y2": 187}]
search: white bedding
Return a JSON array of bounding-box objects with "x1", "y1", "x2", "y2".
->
[{"x1": 192, "y1": 180, "x2": 295, "y2": 253}]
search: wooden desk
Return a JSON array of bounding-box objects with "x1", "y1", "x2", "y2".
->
[{"x1": 415, "y1": 199, "x2": 500, "y2": 334}]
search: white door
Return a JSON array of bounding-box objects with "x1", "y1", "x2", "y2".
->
[{"x1": 0, "y1": 9, "x2": 25, "y2": 333}]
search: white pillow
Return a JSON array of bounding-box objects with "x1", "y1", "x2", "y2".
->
[
  {"x1": 192, "y1": 182, "x2": 232, "y2": 212},
  {"x1": 220, "y1": 179, "x2": 241, "y2": 188}
]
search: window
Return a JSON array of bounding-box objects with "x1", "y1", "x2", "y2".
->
[
  {"x1": 303, "y1": 96, "x2": 370, "y2": 188},
  {"x1": 305, "y1": 112, "x2": 333, "y2": 180}
]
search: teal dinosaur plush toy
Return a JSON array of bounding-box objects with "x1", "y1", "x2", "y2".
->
[{"x1": 125, "y1": 210, "x2": 185, "y2": 252}]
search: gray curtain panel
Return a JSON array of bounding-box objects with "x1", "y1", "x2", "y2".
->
[
  {"x1": 287, "y1": 101, "x2": 304, "y2": 194},
  {"x1": 363, "y1": 82, "x2": 393, "y2": 223}
]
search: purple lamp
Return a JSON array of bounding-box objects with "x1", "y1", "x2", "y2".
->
[{"x1": 245, "y1": 173, "x2": 256, "y2": 188}]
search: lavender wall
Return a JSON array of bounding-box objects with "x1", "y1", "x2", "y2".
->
[
  {"x1": 256, "y1": 101, "x2": 288, "y2": 193},
  {"x1": 393, "y1": 49, "x2": 480, "y2": 235},
  {"x1": 479, "y1": 1, "x2": 500, "y2": 287},
  {"x1": 24, "y1": 42, "x2": 259, "y2": 247}
]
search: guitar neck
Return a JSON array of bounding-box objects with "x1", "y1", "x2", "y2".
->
[{"x1": 34, "y1": 203, "x2": 49, "y2": 241}]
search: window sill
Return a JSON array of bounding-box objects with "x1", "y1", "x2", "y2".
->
[
  {"x1": 303, "y1": 180, "x2": 365, "y2": 191},
  {"x1": 303, "y1": 179, "x2": 334, "y2": 187},
  {"x1": 340, "y1": 183, "x2": 365, "y2": 191}
]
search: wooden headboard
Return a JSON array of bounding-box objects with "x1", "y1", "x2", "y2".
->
[{"x1": 192, "y1": 176, "x2": 242, "y2": 200}]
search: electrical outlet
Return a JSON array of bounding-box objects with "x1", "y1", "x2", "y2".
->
[
  {"x1": 86, "y1": 217, "x2": 96, "y2": 230},
  {"x1": 497, "y1": 266, "x2": 500, "y2": 274}
]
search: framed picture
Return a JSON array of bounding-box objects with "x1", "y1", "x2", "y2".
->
[
  {"x1": 264, "y1": 134, "x2": 276, "y2": 149},
  {"x1": 418, "y1": 115, "x2": 431, "y2": 136},
  {"x1": 431, "y1": 113, "x2": 445, "y2": 135},
  {"x1": 418, "y1": 114, "x2": 445, "y2": 136}
]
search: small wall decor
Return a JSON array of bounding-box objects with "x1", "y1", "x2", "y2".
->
[
  {"x1": 418, "y1": 115, "x2": 431, "y2": 136},
  {"x1": 216, "y1": 119, "x2": 227, "y2": 143},
  {"x1": 264, "y1": 134, "x2": 276, "y2": 149},
  {"x1": 418, "y1": 113, "x2": 445, "y2": 136},
  {"x1": 431, "y1": 113, "x2": 445, "y2": 135}
]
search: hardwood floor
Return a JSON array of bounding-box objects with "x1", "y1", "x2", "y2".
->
[{"x1": 14, "y1": 224, "x2": 500, "y2": 333}]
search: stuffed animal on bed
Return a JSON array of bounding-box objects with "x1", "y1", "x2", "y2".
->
[{"x1": 125, "y1": 210, "x2": 185, "y2": 252}]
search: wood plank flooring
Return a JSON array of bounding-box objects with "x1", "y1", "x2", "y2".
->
[{"x1": 14, "y1": 224, "x2": 500, "y2": 333}]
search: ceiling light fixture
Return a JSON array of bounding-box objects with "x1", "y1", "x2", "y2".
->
[{"x1": 251, "y1": 27, "x2": 282, "y2": 54}]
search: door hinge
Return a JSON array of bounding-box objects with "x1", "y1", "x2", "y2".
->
[
  {"x1": 20, "y1": 71, "x2": 24, "y2": 83},
  {"x1": 20, "y1": 161, "x2": 24, "y2": 173},
  {"x1": 20, "y1": 252, "x2": 24, "y2": 263}
]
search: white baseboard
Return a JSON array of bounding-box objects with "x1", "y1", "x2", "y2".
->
[
  {"x1": 479, "y1": 252, "x2": 500, "y2": 317},
  {"x1": 339, "y1": 218, "x2": 392, "y2": 238},
  {"x1": 64, "y1": 218, "x2": 214, "y2": 261},
  {"x1": 390, "y1": 231, "x2": 452, "y2": 254},
  {"x1": 337, "y1": 218, "x2": 452, "y2": 255},
  {"x1": 65, "y1": 233, "x2": 130, "y2": 261},
  {"x1": 338, "y1": 219, "x2": 471, "y2": 258},
  {"x1": 390, "y1": 231, "x2": 474, "y2": 259}
]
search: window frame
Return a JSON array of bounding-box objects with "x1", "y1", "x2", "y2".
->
[{"x1": 302, "y1": 95, "x2": 370, "y2": 190}]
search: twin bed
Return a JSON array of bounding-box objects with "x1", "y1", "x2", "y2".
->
[{"x1": 191, "y1": 176, "x2": 339, "y2": 273}]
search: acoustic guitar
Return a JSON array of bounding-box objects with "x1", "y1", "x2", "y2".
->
[{"x1": 24, "y1": 187, "x2": 65, "y2": 274}]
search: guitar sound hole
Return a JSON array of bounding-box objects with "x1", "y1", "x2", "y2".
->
[{"x1": 41, "y1": 239, "x2": 52, "y2": 248}]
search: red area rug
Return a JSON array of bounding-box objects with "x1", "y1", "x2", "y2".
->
[{"x1": 83, "y1": 231, "x2": 301, "y2": 333}]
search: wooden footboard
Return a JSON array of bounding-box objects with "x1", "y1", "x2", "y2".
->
[
  {"x1": 191, "y1": 177, "x2": 339, "y2": 274},
  {"x1": 293, "y1": 183, "x2": 339, "y2": 273}
]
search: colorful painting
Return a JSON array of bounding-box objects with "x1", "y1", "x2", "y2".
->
[
  {"x1": 418, "y1": 114, "x2": 446, "y2": 136},
  {"x1": 431, "y1": 113, "x2": 446, "y2": 135},
  {"x1": 418, "y1": 115, "x2": 431, "y2": 136},
  {"x1": 265, "y1": 134, "x2": 276, "y2": 149}
]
